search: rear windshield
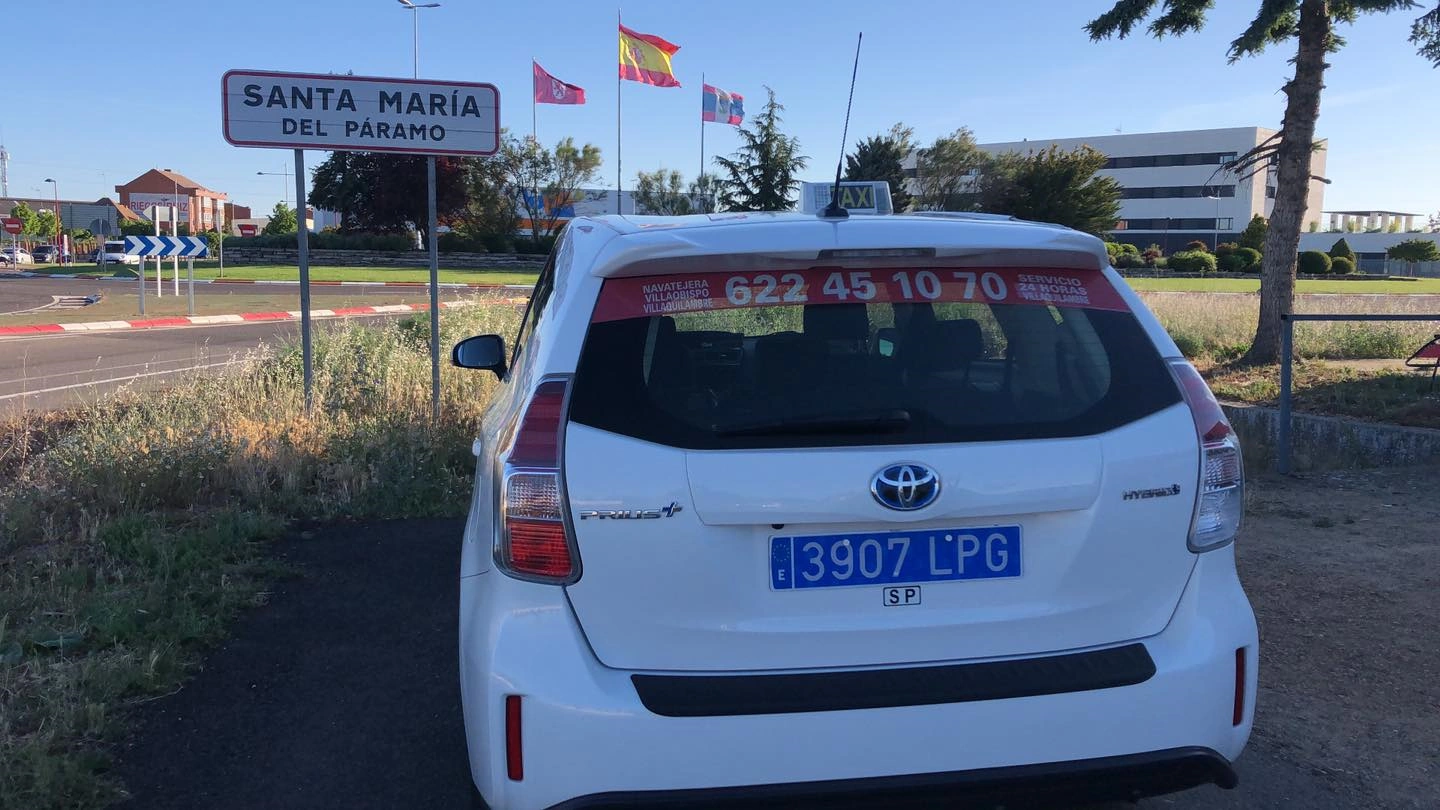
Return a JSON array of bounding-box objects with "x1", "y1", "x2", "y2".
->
[
  {"x1": 104, "y1": 243, "x2": 125, "y2": 251},
  {"x1": 570, "y1": 267, "x2": 1181, "y2": 449}
]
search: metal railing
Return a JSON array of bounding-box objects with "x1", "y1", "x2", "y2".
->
[{"x1": 1277, "y1": 312, "x2": 1440, "y2": 473}]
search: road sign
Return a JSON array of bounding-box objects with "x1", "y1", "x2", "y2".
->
[
  {"x1": 238, "y1": 223, "x2": 257, "y2": 237},
  {"x1": 221, "y1": 70, "x2": 500, "y2": 156},
  {"x1": 2, "y1": 218, "x2": 21, "y2": 235},
  {"x1": 125, "y1": 236, "x2": 210, "y2": 258}
]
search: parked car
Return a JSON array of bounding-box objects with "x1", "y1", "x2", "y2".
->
[
  {"x1": 0, "y1": 247, "x2": 34, "y2": 265},
  {"x1": 450, "y1": 210, "x2": 1256, "y2": 809},
  {"x1": 32, "y1": 244, "x2": 62, "y2": 264},
  {"x1": 95, "y1": 241, "x2": 140, "y2": 266}
]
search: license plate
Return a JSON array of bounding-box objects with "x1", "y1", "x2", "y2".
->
[{"x1": 770, "y1": 526, "x2": 1022, "y2": 590}]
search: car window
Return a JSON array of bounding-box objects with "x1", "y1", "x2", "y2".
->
[
  {"x1": 508, "y1": 247, "x2": 557, "y2": 374},
  {"x1": 569, "y1": 266, "x2": 1180, "y2": 449}
]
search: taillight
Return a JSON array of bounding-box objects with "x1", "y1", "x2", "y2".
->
[
  {"x1": 1168, "y1": 360, "x2": 1244, "y2": 552},
  {"x1": 499, "y1": 379, "x2": 578, "y2": 582}
]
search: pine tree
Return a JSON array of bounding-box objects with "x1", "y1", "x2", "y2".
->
[
  {"x1": 844, "y1": 123, "x2": 914, "y2": 212},
  {"x1": 714, "y1": 87, "x2": 808, "y2": 212}
]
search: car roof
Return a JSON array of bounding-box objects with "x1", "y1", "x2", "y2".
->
[{"x1": 572, "y1": 212, "x2": 1110, "y2": 278}]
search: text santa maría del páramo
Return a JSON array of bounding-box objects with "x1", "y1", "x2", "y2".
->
[{"x1": 240, "y1": 82, "x2": 491, "y2": 144}]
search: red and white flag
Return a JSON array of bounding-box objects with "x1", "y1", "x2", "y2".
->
[{"x1": 533, "y1": 61, "x2": 586, "y2": 105}]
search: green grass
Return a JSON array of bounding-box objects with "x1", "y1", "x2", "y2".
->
[
  {"x1": 32, "y1": 262, "x2": 541, "y2": 286},
  {"x1": 1127, "y1": 276, "x2": 1440, "y2": 294},
  {"x1": 0, "y1": 304, "x2": 521, "y2": 809},
  {"x1": 1202, "y1": 361, "x2": 1440, "y2": 429}
]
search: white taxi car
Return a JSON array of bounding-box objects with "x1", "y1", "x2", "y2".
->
[{"x1": 453, "y1": 210, "x2": 1256, "y2": 809}]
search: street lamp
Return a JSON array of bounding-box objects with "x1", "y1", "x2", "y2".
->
[
  {"x1": 397, "y1": 0, "x2": 442, "y2": 79},
  {"x1": 257, "y1": 169, "x2": 292, "y2": 206},
  {"x1": 43, "y1": 177, "x2": 60, "y2": 262}
]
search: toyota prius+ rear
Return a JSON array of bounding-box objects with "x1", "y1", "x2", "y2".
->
[{"x1": 452, "y1": 211, "x2": 1256, "y2": 810}]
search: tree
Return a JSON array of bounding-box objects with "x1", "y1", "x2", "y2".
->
[
  {"x1": 455, "y1": 152, "x2": 519, "y2": 249},
  {"x1": 503, "y1": 136, "x2": 603, "y2": 249},
  {"x1": 263, "y1": 201, "x2": 298, "y2": 235},
  {"x1": 633, "y1": 168, "x2": 693, "y2": 216},
  {"x1": 120, "y1": 218, "x2": 153, "y2": 237},
  {"x1": 975, "y1": 145, "x2": 1122, "y2": 236},
  {"x1": 9, "y1": 202, "x2": 38, "y2": 236},
  {"x1": 844, "y1": 123, "x2": 915, "y2": 212},
  {"x1": 308, "y1": 152, "x2": 472, "y2": 243},
  {"x1": 33, "y1": 210, "x2": 59, "y2": 242},
  {"x1": 912, "y1": 127, "x2": 986, "y2": 212},
  {"x1": 1387, "y1": 237, "x2": 1440, "y2": 271},
  {"x1": 1238, "y1": 214, "x2": 1268, "y2": 251},
  {"x1": 688, "y1": 173, "x2": 721, "y2": 214},
  {"x1": 1087, "y1": 0, "x2": 1440, "y2": 365},
  {"x1": 715, "y1": 87, "x2": 808, "y2": 212},
  {"x1": 1327, "y1": 237, "x2": 1356, "y2": 264}
]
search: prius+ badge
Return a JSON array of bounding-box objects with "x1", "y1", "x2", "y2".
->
[{"x1": 578, "y1": 503, "x2": 684, "y2": 520}]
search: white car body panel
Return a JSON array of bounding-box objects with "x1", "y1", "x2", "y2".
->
[{"x1": 458, "y1": 212, "x2": 1256, "y2": 809}]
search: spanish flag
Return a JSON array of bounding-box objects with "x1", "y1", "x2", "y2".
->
[{"x1": 619, "y1": 24, "x2": 681, "y2": 88}]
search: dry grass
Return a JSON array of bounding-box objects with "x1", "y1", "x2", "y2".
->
[
  {"x1": 1141, "y1": 292, "x2": 1440, "y2": 361},
  {"x1": 0, "y1": 301, "x2": 520, "y2": 809}
]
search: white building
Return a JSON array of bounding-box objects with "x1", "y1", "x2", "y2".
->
[
  {"x1": 907, "y1": 126, "x2": 1329, "y2": 252},
  {"x1": 1323, "y1": 210, "x2": 1420, "y2": 233}
]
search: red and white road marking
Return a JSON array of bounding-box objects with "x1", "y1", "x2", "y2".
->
[{"x1": 0, "y1": 300, "x2": 512, "y2": 337}]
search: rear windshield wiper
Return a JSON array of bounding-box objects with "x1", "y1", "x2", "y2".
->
[{"x1": 715, "y1": 409, "x2": 912, "y2": 438}]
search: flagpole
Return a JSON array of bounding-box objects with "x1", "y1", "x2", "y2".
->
[
  {"x1": 531, "y1": 59, "x2": 537, "y2": 144},
  {"x1": 694, "y1": 69, "x2": 699, "y2": 188},
  {"x1": 616, "y1": 8, "x2": 623, "y2": 215}
]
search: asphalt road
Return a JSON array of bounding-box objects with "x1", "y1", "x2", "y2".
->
[
  {"x1": 0, "y1": 273, "x2": 456, "y2": 316},
  {"x1": 0, "y1": 320, "x2": 310, "y2": 412},
  {"x1": 109, "y1": 520, "x2": 1362, "y2": 810}
]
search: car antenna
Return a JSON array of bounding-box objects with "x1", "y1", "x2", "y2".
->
[{"x1": 819, "y1": 32, "x2": 863, "y2": 220}]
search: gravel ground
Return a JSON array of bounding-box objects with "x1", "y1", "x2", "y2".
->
[
  {"x1": 1224, "y1": 465, "x2": 1440, "y2": 809},
  {"x1": 109, "y1": 466, "x2": 1440, "y2": 809}
]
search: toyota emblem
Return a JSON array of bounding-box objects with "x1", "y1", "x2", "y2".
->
[{"x1": 871, "y1": 463, "x2": 940, "y2": 511}]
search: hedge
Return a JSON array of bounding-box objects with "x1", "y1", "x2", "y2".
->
[
  {"x1": 1297, "y1": 250, "x2": 1332, "y2": 275},
  {"x1": 1166, "y1": 250, "x2": 1218, "y2": 274}
]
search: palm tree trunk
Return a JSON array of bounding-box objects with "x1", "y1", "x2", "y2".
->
[{"x1": 1243, "y1": 0, "x2": 1330, "y2": 365}]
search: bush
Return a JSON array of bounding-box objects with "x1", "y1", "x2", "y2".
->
[
  {"x1": 1298, "y1": 250, "x2": 1332, "y2": 275},
  {"x1": 1217, "y1": 254, "x2": 1247, "y2": 274},
  {"x1": 515, "y1": 234, "x2": 558, "y2": 255},
  {"x1": 1184, "y1": 240, "x2": 1210, "y2": 253},
  {"x1": 1141, "y1": 244, "x2": 1164, "y2": 268},
  {"x1": 1330, "y1": 256, "x2": 1356, "y2": 275},
  {"x1": 436, "y1": 233, "x2": 491, "y2": 253},
  {"x1": 1327, "y1": 237, "x2": 1356, "y2": 264},
  {"x1": 1105, "y1": 242, "x2": 1140, "y2": 266},
  {"x1": 1235, "y1": 247, "x2": 1262, "y2": 271},
  {"x1": 1167, "y1": 250, "x2": 1218, "y2": 274},
  {"x1": 1214, "y1": 242, "x2": 1238, "y2": 258},
  {"x1": 1113, "y1": 252, "x2": 1146, "y2": 269}
]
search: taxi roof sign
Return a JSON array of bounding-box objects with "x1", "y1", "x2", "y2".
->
[{"x1": 800, "y1": 181, "x2": 893, "y2": 216}]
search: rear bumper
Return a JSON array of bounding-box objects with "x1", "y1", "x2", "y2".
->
[
  {"x1": 459, "y1": 546, "x2": 1257, "y2": 810},
  {"x1": 544, "y1": 746, "x2": 1235, "y2": 809}
]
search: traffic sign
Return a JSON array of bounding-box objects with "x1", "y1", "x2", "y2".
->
[
  {"x1": 2, "y1": 218, "x2": 21, "y2": 235},
  {"x1": 221, "y1": 70, "x2": 500, "y2": 156},
  {"x1": 125, "y1": 236, "x2": 210, "y2": 258}
]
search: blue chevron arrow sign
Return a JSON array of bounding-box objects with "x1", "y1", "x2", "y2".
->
[{"x1": 124, "y1": 236, "x2": 210, "y2": 258}]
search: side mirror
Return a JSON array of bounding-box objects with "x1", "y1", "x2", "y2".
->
[{"x1": 452, "y1": 334, "x2": 507, "y2": 377}]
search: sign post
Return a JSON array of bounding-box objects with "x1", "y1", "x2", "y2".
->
[
  {"x1": 221, "y1": 69, "x2": 499, "y2": 417},
  {"x1": 295, "y1": 149, "x2": 313, "y2": 411},
  {"x1": 124, "y1": 236, "x2": 210, "y2": 317}
]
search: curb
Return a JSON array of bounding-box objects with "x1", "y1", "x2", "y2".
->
[
  {"x1": 16, "y1": 272, "x2": 533, "y2": 291},
  {"x1": 0, "y1": 299, "x2": 514, "y2": 338}
]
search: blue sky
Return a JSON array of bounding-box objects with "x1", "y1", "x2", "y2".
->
[{"x1": 3, "y1": 0, "x2": 1436, "y2": 217}]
